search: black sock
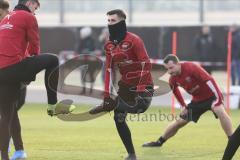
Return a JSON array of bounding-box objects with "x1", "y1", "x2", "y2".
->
[
  {"x1": 114, "y1": 111, "x2": 135, "y2": 154},
  {"x1": 222, "y1": 125, "x2": 240, "y2": 160},
  {"x1": 157, "y1": 136, "x2": 166, "y2": 145}
]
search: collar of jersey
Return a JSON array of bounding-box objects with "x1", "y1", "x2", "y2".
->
[{"x1": 14, "y1": 4, "x2": 31, "y2": 13}]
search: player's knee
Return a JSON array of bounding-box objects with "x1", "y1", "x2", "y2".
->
[
  {"x1": 43, "y1": 53, "x2": 59, "y2": 67},
  {"x1": 212, "y1": 105, "x2": 226, "y2": 116},
  {"x1": 48, "y1": 54, "x2": 59, "y2": 66},
  {"x1": 0, "y1": 115, "x2": 10, "y2": 127}
]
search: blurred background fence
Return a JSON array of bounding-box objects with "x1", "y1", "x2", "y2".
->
[
  {"x1": 40, "y1": 26, "x2": 228, "y2": 64},
  {"x1": 8, "y1": 0, "x2": 240, "y2": 26}
]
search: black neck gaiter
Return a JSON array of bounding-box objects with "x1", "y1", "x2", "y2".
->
[
  {"x1": 14, "y1": 4, "x2": 31, "y2": 13},
  {"x1": 108, "y1": 20, "x2": 127, "y2": 44}
]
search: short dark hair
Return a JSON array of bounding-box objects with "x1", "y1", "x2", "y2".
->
[
  {"x1": 0, "y1": 0, "x2": 9, "y2": 10},
  {"x1": 107, "y1": 9, "x2": 126, "y2": 20},
  {"x1": 18, "y1": 0, "x2": 40, "y2": 6},
  {"x1": 163, "y1": 54, "x2": 179, "y2": 64}
]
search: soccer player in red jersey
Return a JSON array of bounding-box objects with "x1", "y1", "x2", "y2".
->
[
  {"x1": 89, "y1": 9, "x2": 154, "y2": 160},
  {"x1": 0, "y1": 1, "x2": 74, "y2": 159},
  {"x1": 143, "y1": 54, "x2": 233, "y2": 148},
  {"x1": 0, "y1": 1, "x2": 28, "y2": 159}
]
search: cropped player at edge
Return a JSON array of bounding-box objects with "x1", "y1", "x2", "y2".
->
[
  {"x1": 0, "y1": 0, "x2": 75, "y2": 159},
  {"x1": 143, "y1": 54, "x2": 233, "y2": 148}
]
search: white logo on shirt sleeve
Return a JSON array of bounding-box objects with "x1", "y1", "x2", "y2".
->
[{"x1": 0, "y1": 23, "x2": 13, "y2": 30}]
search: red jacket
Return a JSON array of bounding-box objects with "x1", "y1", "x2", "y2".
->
[
  {"x1": 170, "y1": 62, "x2": 223, "y2": 107},
  {"x1": 0, "y1": 10, "x2": 40, "y2": 68},
  {"x1": 104, "y1": 32, "x2": 153, "y2": 97}
]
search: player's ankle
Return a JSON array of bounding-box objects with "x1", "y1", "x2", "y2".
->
[
  {"x1": 158, "y1": 136, "x2": 166, "y2": 144},
  {"x1": 125, "y1": 153, "x2": 137, "y2": 160},
  {"x1": 47, "y1": 104, "x2": 56, "y2": 110},
  {"x1": 1, "y1": 150, "x2": 9, "y2": 160}
]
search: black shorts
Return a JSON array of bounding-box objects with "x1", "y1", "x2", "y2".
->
[
  {"x1": 180, "y1": 96, "x2": 218, "y2": 123},
  {"x1": 115, "y1": 81, "x2": 153, "y2": 114}
]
